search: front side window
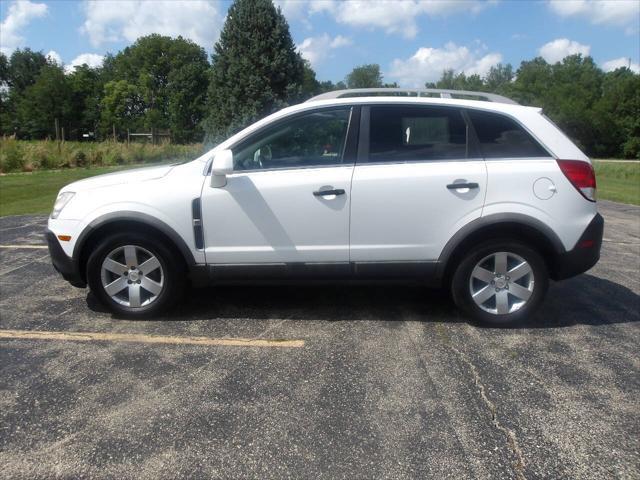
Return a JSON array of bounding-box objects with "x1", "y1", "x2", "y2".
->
[
  {"x1": 466, "y1": 110, "x2": 549, "y2": 158},
  {"x1": 233, "y1": 108, "x2": 351, "y2": 171},
  {"x1": 368, "y1": 105, "x2": 471, "y2": 162}
]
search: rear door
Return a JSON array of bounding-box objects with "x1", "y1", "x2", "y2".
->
[{"x1": 349, "y1": 104, "x2": 487, "y2": 271}]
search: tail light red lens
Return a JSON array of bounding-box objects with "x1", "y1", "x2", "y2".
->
[{"x1": 557, "y1": 159, "x2": 597, "y2": 202}]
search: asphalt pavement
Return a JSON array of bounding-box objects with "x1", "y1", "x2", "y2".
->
[{"x1": 1, "y1": 200, "x2": 638, "y2": 479}]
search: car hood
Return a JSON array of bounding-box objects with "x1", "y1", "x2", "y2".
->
[{"x1": 63, "y1": 164, "x2": 175, "y2": 192}]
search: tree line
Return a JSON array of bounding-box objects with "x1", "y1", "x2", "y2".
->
[{"x1": 0, "y1": 0, "x2": 637, "y2": 158}]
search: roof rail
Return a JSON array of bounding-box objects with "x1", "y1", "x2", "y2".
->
[{"x1": 306, "y1": 88, "x2": 519, "y2": 105}]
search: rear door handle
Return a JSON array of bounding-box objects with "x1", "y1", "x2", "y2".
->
[
  {"x1": 446, "y1": 182, "x2": 479, "y2": 190},
  {"x1": 313, "y1": 189, "x2": 345, "y2": 196}
]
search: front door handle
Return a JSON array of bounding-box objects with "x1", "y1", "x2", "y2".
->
[
  {"x1": 313, "y1": 188, "x2": 345, "y2": 197},
  {"x1": 446, "y1": 182, "x2": 479, "y2": 190}
]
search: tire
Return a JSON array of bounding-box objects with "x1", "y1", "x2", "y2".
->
[
  {"x1": 450, "y1": 239, "x2": 549, "y2": 326},
  {"x1": 86, "y1": 232, "x2": 185, "y2": 318}
]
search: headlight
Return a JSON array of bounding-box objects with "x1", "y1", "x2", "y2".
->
[{"x1": 50, "y1": 192, "x2": 75, "y2": 219}]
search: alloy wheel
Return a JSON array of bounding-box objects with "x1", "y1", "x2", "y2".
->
[
  {"x1": 469, "y1": 251, "x2": 535, "y2": 315},
  {"x1": 100, "y1": 245, "x2": 164, "y2": 308}
]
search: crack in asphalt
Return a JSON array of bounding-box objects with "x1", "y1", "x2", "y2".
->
[{"x1": 449, "y1": 343, "x2": 527, "y2": 480}]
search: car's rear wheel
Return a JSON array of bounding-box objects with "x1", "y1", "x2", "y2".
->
[
  {"x1": 87, "y1": 232, "x2": 184, "y2": 317},
  {"x1": 451, "y1": 240, "x2": 549, "y2": 326}
]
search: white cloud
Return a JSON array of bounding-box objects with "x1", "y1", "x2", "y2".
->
[
  {"x1": 274, "y1": 0, "x2": 335, "y2": 19},
  {"x1": 80, "y1": 0, "x2": 223, "y2": 49},
  {"x1": 389, "y1": 42, "x2": 503, "y2": 87},
  {"x1": 602, "y1": 57, "x2": 640, "y2": 74},
  {"x1": 548, "y1": 0, "x2": 640, "y2": 26},
  {"x1": 278, "y1": 0, "x2": 495, "y2": 38},
  {"x1": 46, "y1": 50, "x2": 62, "y2": 65},
  {"x1": 64, "y1": 53, "x2": 105, "y2": 73},
  {"x1": 538, "y1": 38, "x2": 590, "y2": 63},
  {"x1": 0, "y1": 0, "x2": 48, "y2": 55},
  {"x1": 298, "y1": 33, "x2": 352, "y2": 66}
]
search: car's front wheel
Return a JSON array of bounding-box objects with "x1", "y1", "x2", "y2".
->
[
  {"x1": 87, "y1": 232, "x2": 184, "y2": 317},
  {"x1": 451, "y1": 240, "x2": 549, "y2": 326}
]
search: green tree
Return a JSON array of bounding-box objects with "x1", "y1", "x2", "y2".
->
[
  {"x1": 0, "y1": 53, "x2": 8, "y2": 86},
  {"x1": 593, "y1": 68, "x2": 640, "y2": 158},
  {"x1": 104, "y1": 34, "x2": 210, "y2": 142},
  {"x1": 0, "y1": 49, "x2": 51, "y2": 136},
  {"x1": 6, "y1": 48, "x2": 49, "y2": 93},
  {"x1": 16, "y1": 63, "x2": 72, "y2": 138},
  {"x1": 67, "y1": 64, "x2": 104, "y2": 139},
  {"x1": 299, "y1": 60, "x2": 322, "y2": 99},
  {"x1": 0, "y1": 53, "x2": 10, "y2": 135},
  {"x1": 509, "y1": 57, "x2": 553, "y2": 105},
  {"x1": 204, "y1": 0, "x2": 304, "y2": 143},
  {"x1": 100, "y1": 80, "x2": 145, "y2": 134},
  {"x1": 426, "y1": 69, "x2": 483, "y2": 91},
  {"x1": 346, "y1": 64, "x2": 383, "y2": 88},
  {"x1": 511, "y1": 55, "x2": 603, "y2": 153},
  {"x1": 484, "y1": 63, "x2": 514, "y2": 94}
]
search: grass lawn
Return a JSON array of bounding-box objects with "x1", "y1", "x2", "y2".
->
[
  {"x1": 0, "y1": 160, "x2": 638, "y2": 217},
  {"x1": 593, "y1": 160, "x2": 640, "y2": 206},
  {"x1": 0, "y1": 165, "x2": 158, "y2": 217}
]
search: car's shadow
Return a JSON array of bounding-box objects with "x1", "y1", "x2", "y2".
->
[{"x1": 87, "y1": 274, "x2": 639, "y2": 329}]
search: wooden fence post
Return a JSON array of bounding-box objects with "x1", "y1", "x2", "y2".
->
[
  {"x1": 55, "y1": 118, "x2": 60, "y2": 153},
  {"x1": 112, "y1": 124, "x2": 116, "y2": 142}
]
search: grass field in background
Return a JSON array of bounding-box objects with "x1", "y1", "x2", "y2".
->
[
  {"x1": 593, "y1": 160, "x2": 640, "y2": 206},
  {"x1": 0, "y1": 165, "x2": 164, "y2": 217},
  {"x1": 0, "y1": 138, "x2": 202, "y2": 173},
  {"x1": 0, "y1": 159, "x2": 638, "y2": 217}
]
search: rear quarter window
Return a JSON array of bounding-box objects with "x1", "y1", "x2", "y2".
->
[{"x1": 467, "y1": 110, "x2": 550, "y2": 158}]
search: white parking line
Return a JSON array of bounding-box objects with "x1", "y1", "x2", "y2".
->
[{"x1": 0, "y1": 245, "x2": 48, "y2": 249}]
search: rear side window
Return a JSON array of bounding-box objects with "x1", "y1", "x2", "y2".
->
[
  {"x1": 467, "y1": 110, "x2": 549, "y2": 158},
  {"x1": 368, "y1": 106, "x2": 472, "y2": 162}
]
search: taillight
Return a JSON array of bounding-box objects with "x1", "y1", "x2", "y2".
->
[{"x1": 557, "y1": 159, "x2": 596, "y2": 202}]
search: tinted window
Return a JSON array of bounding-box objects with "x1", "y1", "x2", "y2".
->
[
  {"x1": 368, "y1": 106, "x2": 471, "y2": 162},
  {"x1": 467, "y1": 110, "x2": 549, "y2": 158},
  {"x1": 233, "y1": 108, "x2": 351, "y2": 171}
]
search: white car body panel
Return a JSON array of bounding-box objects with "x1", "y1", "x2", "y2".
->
[
  {"x1": 200, "y1": 166, "x2": 353, "y2": 264},
  {"x1": 483, "y1": 158, "x2": 597, "y2": 250},
  {"x1": 50, "y1": 160, "x2": 206, "y2": 263},
  {"x1": 350, "y1": 160, "x2": 487, "y2": 261}
]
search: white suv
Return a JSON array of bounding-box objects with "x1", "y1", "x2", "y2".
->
[{"x1": 46, "y1": 88, "x2": 603, "y2": 325}]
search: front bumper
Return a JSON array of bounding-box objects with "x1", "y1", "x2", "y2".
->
[
  {"x1": 45, "y1": 229, "x2": 86, "y2": 288},
  {"x1": 553, "y1": 213, "x2": 604, "y2": 280}
]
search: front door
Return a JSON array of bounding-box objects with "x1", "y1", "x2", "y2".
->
[{"x1": 200, "y1": 107, "x2": 357, "y2": 276}]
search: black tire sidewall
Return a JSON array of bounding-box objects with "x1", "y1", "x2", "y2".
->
[
  {"x1": 451, "y1": 240, "x2": 549, "y2": 327},
  {"x1": 87, "y1": 232, "x2": 184, "y2": 317}
]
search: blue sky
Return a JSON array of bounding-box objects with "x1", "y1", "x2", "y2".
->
[{"x1": 1, "y1": 0, "x2": 638, "y2": 86}]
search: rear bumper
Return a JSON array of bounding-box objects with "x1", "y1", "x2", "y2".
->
[
  {"x1": 553, "y1": 213, "x2": 604, "y2": 280},
  {"x1": 45, "y1": 229, "x2": 86, "y2": 288}
]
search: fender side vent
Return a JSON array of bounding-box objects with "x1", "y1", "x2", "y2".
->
[{"x1": 192, "y1": 198, "x2": 204, "y2": 250}]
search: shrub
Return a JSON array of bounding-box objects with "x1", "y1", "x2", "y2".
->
[
  {"x1": 0, "y1": 138, "x2": 24, "y2": 173},
  {"x1": 72, "y1": 149, "x2": 88, "y2": 167},
  {"x1": 0, "y1": 140, "x2": 204, "y2": 172}
]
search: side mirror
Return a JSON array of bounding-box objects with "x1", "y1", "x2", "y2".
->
[{"x1": 211, "y1": 149, "x2": 233, "y2": 187}]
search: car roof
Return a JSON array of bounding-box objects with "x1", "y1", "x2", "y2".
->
[{"x1": 299, "y1": 96, "x2": 541, "y2": 116}]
